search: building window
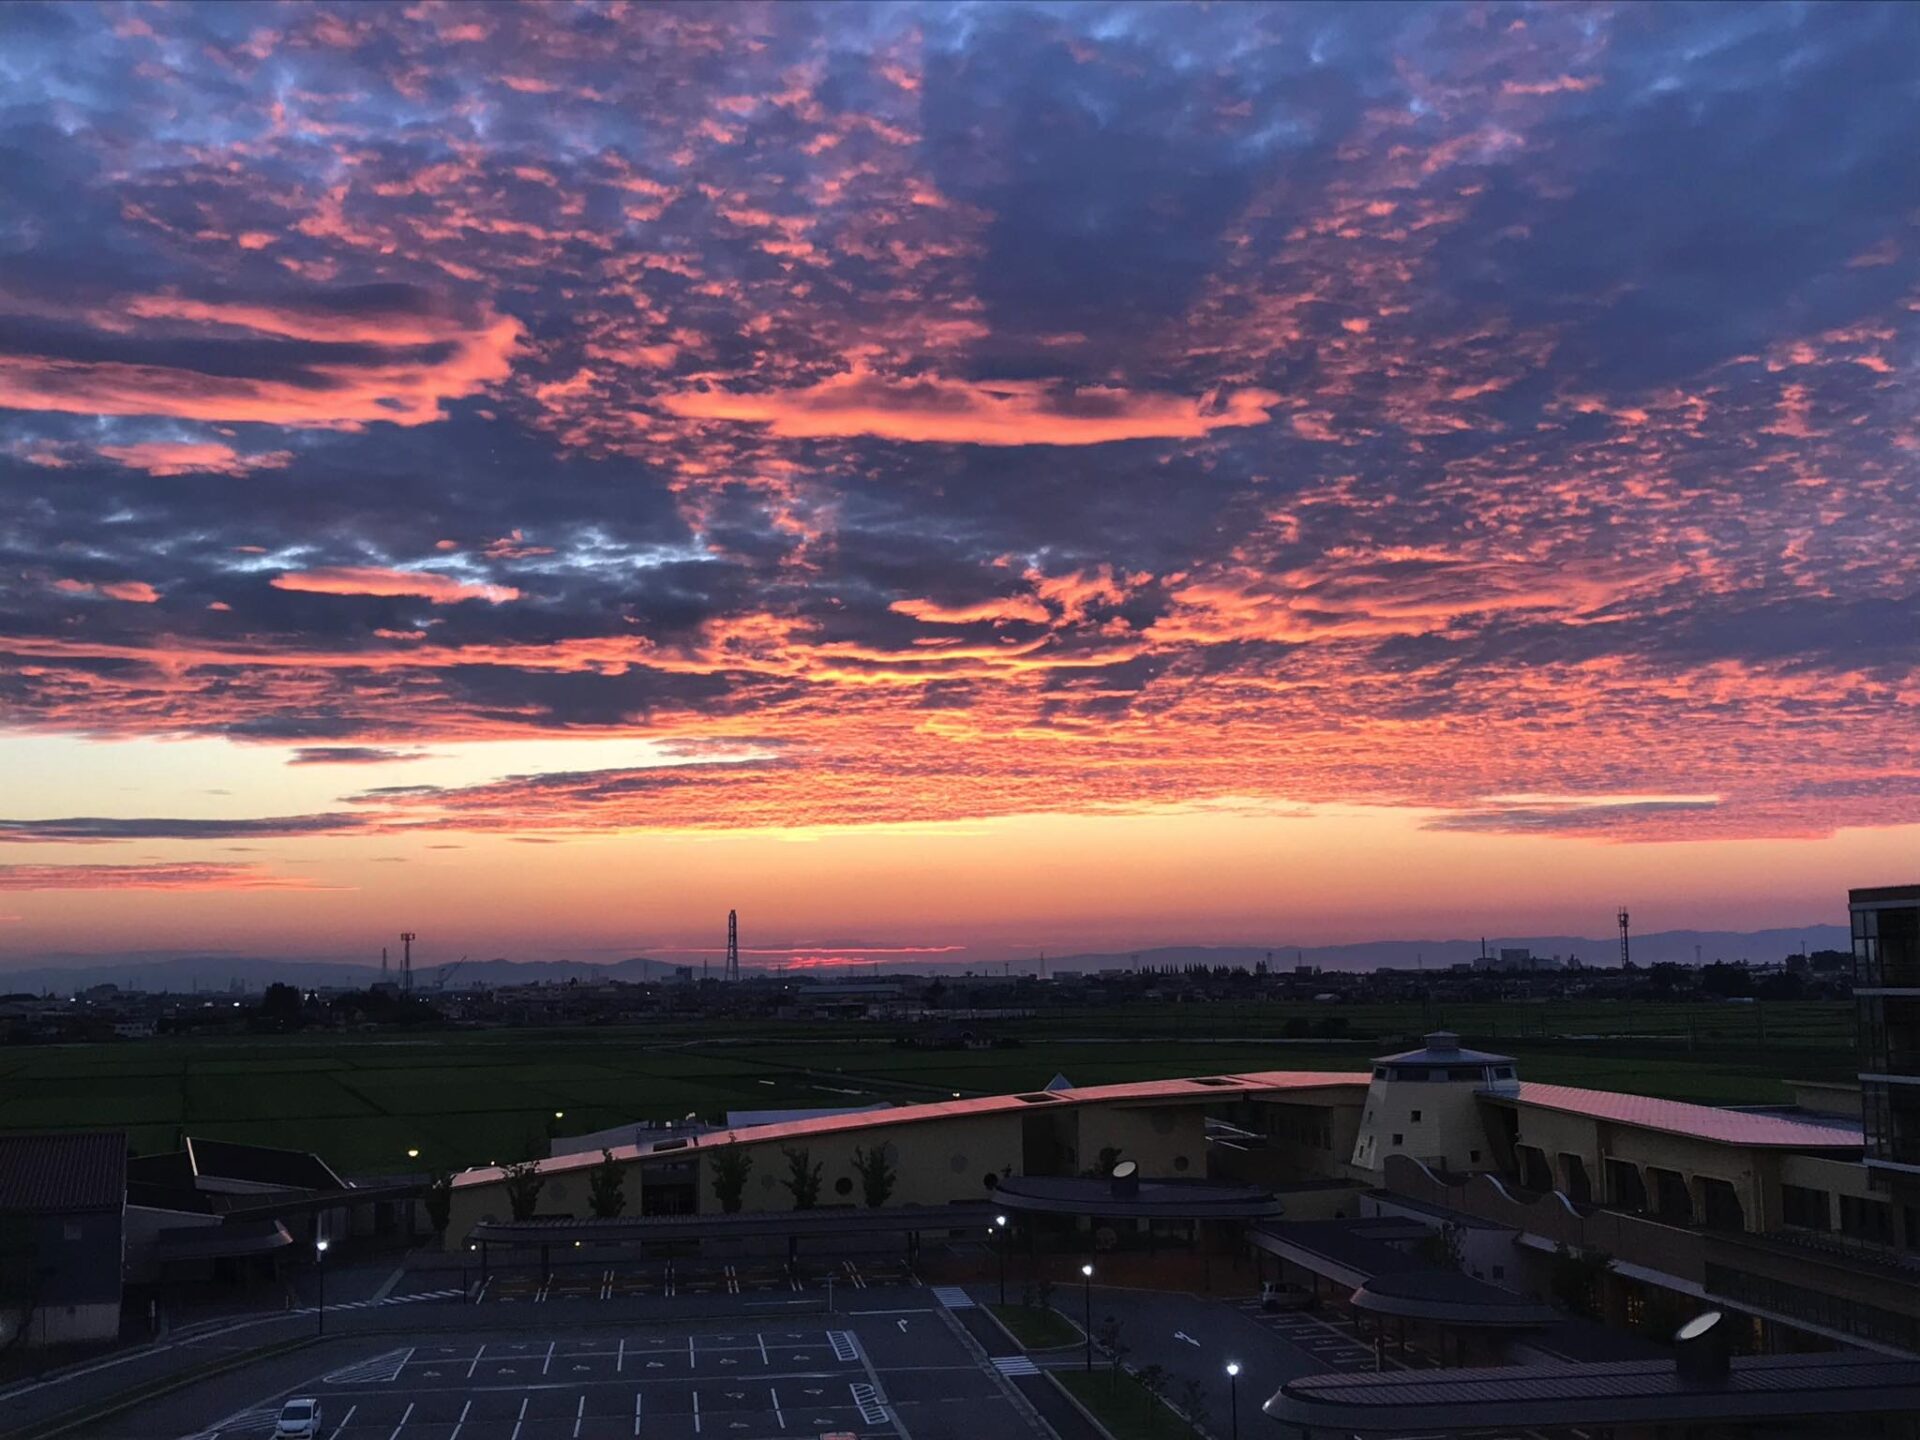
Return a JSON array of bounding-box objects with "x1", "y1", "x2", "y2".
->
[
  {"x1": 1781, "y1": 1184, "x2": 1830, "y2": 1231},
  {"x1": 1492, "y1": 1265, "x2": 1505, "y2": 1280},
  {"x1": 1410, "y1": 1111, "x2": 1422, "y2": 1123},
  {"x1": 834, "y1": 1176, "x2": 853, "y2": 1197},
  {"x1": 63, "y1": 1220, "x2": 82, "y2": 1241},
  {"x1": 1391, "y1": 1133, "x2": 1403, "y2": 1146},
  {"x1": 1469, "y1": 1149, "x2": 1481, "y2": 1164},
  {"x1": 1841, "y1": 1193, "x2": 1896, "y2": 1246},
  {"x1": 1173, "y1": 1155, "x2": 1190, "y2": 1172}
]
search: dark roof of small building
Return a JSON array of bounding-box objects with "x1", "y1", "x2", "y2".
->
[
  {"x1": 1373, "y1": 1031, "x2": 1513, "y2": 1067},
  {"x1": 1249, "y1": 1217, "x2": 1430, "y2": 1284},
  {"x1": 152, "y1": 1217, "x2": 293, "y2": 1260},
  {"x1": 186, "y1": 1136, "x2": 346, "y2": 1191},
  {"x1": 1350, "y1": 1268, "x2": 1558, "y2": 1328},
  {"x1": 0, "y1": 1131, "x2": 126, "y2": 1213},
  {"x1": 1265, "y1": 1350, "x2": 1920, "y2": 1434}
]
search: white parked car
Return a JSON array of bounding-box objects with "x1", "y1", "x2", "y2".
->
[{"x1": 275, "y1": 1399, "x2": 322, "y2": 1437}]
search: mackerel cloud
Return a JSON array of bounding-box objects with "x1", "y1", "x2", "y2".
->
[{"x1": 0, "y1": 0, "x2": 1917, "y2": 844}]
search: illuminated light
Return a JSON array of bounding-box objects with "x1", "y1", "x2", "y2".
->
[
  {"x1": 407, "y1": 1148, "x2": 420, "y2": 1158},
  {"x1": 1081, "y1": 1263, "x2": 1093, "y2": 1277},
  {"x1": 1226, "y1": 1361, "x2": 1240, "y2": 1377}
]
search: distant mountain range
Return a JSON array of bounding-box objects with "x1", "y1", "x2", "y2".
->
[{"x1": 0, "y1": 925, "x2": 1849, "y2": 995}]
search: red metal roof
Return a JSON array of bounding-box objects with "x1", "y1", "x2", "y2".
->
[
  {"x1": 454, "y1": 1069, "x2": 1370, "y2": 1187},
  {"x1": 1496, "y1": 1082, "x2": 1863, "y2": 1149}
]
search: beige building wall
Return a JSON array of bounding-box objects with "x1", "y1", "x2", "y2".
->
[
  {"x1": 1075, "y1": 1105, "x2": 1208, "y2": 1179},
  {"x1": 1352, "y1": 1078, "x2": 1498, "y2": 1175}
]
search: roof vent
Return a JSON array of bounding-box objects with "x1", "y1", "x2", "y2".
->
[
  {"x1": 1424, "y1": 1031, "x2": 1460, "y2": 1054},
  {"x1": 1109, "y1": 1159, "x2": 1139, "y2": 1198},
  {"x1": 1673, "y1": 1309, "x2": 1730, "y2": 1384}
]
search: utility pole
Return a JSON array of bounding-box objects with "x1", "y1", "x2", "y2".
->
[
  {"x1": 726, "y1": 909, "x2": 740, "y2": 982},
  {"x1": 400, "y1": 932, "x2": 416, "y2": 992}
]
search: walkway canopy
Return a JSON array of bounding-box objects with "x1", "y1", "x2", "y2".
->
[
  {"x1": 990, "y1": 1174, "x2": 1283, "y2": 1221},
  {"x1": 468, "y1": 1201, "x2": 995, "y2": 1252}
]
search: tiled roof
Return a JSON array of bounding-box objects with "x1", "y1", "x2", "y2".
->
[
  {"x1": 1496, "y1": 1083, "x2": 1863, "y2": 1148},
  {"x1": 0, "y1": 1131, "x2": 126, "y2": 1212}
]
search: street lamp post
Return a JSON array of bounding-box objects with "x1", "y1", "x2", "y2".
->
[
  {"x1": 1081, "y1": 1263, "x2": 1094, "y2": 1372},
  {"x1": 315, "y1": 1237, "x2": 330, "y2": 1336},
  {"x1": 1226, "y1": 1361, "x2": 1240, "y2": 1440},
  {"x1": 994, "y1": 1215, "x2": 1008, "y2": 1305}
]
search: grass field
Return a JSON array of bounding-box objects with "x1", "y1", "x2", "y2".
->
[
  {"x1": 0, "y1": 1001, "x2": 1856, "y2": 1174},
  {"x1": 1055, "y1": 1369, "x2": 1204, "y2": 1440}
]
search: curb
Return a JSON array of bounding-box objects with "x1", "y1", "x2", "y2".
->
[{"x1": 1, "y1": 1334, "x2": 319, "y2": 1440}]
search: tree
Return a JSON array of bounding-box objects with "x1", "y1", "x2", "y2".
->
[
  {"x1": 850, "y1": 1144, "x2": 896, "y2": 1209},
  {"x1": 1084, "y1": 1145, "x2": 1123, "y2": 1178},
  {"x1": 710, "y1": 1144, "x2": 752, "y2": 1214},
  {"x1": 588, "y1": 1149, "x2": 627, "y2": 1219},
  {"x1": 1035, "y1": 1275, "x2": 1056, "y2": 1315},
  {"x1": 423, "y1": 1173, "x2": 453, "y2": 1237},
  {"x1": 1414, "y1": 1220, "x2": 1464, "y2": 1270},
  {"x1": 780, "y1": 1147, "x2": 823, "y2": 1210},
  {"x1": 1093, "y1": 1314, "x2": 1129, "y2": 1392},
  {"x1": 1176, "y1": 1377, "x2": 1209, "y2": 1435},
  {"x1": 1548, "y1": 1243, "x2": 1612, "y2": 1319},
  {"x1": 502, "y1": 1160, "x2": 545, "y2": 1221},
  {"x1": 1137, "y1": 1364, "x2": 1168, "y2": 1432}
]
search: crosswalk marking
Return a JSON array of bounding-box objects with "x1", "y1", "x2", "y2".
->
[
  {"x1": 992, "y1": 1354, "x2": 1040, "y2": 1376},
  {"x1": 932, "y1": 1285, "x2": 975, "y2": 1309},
  {"x1": 849, "y1": 1382, "x2": 889, "y2": 1425}
]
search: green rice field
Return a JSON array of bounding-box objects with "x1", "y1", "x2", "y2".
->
[{"x1": 0, "y1": 1000, "x2": 1857, "y2": 1175}]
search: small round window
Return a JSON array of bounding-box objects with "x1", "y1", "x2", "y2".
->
[
  {"x1": 1173, "y1": 1155, "x2": 1190, "y2": 1172},
  {"x1": 834, "y1": 1176, "x2": 853, "y2": 1197}
]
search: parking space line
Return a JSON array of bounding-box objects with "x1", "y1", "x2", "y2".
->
[
  {"x1": 688, "y1": 1334, "x2": 697, "y2": 1369},
  {"x1": 691, "y1": 1389, "x2": 701, "y2": 1434},
  {"x1": 450, "y1": 1401, "x2": 470, "y2": 1440},
  {"x1": 325, "y1": 1404, "x2": 355, "y2": 1440},
  {"x1": 572, "y1": 1394, "x2": 586, "y2": 1438},
  {"x1": 769, "y1": 1386, "x2": 785, "y2": 1430},
  {"x1": 467, "y1": 1343, "x2": 486, "y2": 1379},
  {"x1": 387, "y1": 1402, "x2": 413, "y2": 1440},
  {"x1": 632, "y1": 1391, "x2": 642, "y2": 1436},
  {"x1": 543, "y1": 1340, "x2": 556, "y2": 1375},
  {"x1": 758, "y1": 1332, "x2": 769, "y2": 1365},
  {"x1": 511, "y1": 1396, "x2": 528, "y2": 1440},
  {"x1": 616, "y1": 1337, "x2": 625, "y2": 1373}
]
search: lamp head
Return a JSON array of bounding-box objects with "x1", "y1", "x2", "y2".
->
[
  {"x1": 995, "y1": 1214, "x2": 1007, "y2": 1227},
  {"x1": 1226, "y1": 1361, "x2": 1241, "y2": 1378},
  {"x1": 1081, "y1": 1263, "x2": 1093, "y2": 1277},
  {"x1": 315, "y1": 1238, "x2": 330, "y2": 1255}
]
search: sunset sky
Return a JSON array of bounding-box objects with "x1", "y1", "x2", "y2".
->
[{"x1": 2, "y1": 2, "x2": 1917, "y2": 969}]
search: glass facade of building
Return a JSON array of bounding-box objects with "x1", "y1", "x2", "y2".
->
[{"x1": 1854, "y1": 885, "x2": 1920, "y2": 1176}]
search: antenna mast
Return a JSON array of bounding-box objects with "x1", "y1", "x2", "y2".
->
[
  {"x1": 1617, "y1": 909, "x2": 1631, "y2": 970},
  {"x1": 400, "y1": 932, "x2": 416, "y2": 992},
  {"x1": 726, "y1": 909, "x2": 740, "y2": 982}
]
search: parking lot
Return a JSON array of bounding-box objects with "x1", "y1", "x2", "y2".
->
[
  {"x1": 1233, "y1": 1295, "x2": 1441, "y2": 1372},
  {"x1": 182, "y1": 1313, "x2": 1022, "y2": 1440},
  {"x1": 458, "y1": 1257, "x2": 911, "y2": 1303}
]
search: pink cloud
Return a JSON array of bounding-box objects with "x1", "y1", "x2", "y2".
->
[
  {"x1": 661, "y1": 368, "x2": 1280, "y2": 446},
  {"x1": 271, "y1": 566, "x2": 520, "y2": 604},
  {"x1": 51, "y1": 578, "x2": 161, "y2": 603},
  {"x1": 892, "y1": 596, "x2": 1051, "y2": 625},
  {"x1": 0, "y1": 293, "x2": 521, "y2": 429},
  {"x1": 97, "y1": 441, "x2": 294, "y2": 476},
  {"x1": 0, "y1": 863, "x2": 324, "y2": 891}
]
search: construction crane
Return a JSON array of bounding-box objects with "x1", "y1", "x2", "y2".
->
[{"x1": 434, "y1": 957, "x2": 465, "y2": 992}]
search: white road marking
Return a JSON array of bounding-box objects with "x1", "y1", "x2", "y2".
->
[
  {"x1": 467, "y1": 1343, "x2": 486, "y2": 1379},
  {"x1": 573, "y1": 1394, "x2": 586, "y2": 1438},
  {"x1": 689, "y1": 1334, "x2": 697, "y2": 1369},
  {"x1": 633, "y1": 1391, "x2": 643, "y2": 1436},
  {"x1": 387, "y1": 1402, "x2": 413, "y2": 1439},
  {"x1": 325, "y1": 1406, "x2": 356, "y2": 1440},
  {"x1": 511, "y1": 1396, "x2": 528, "y2": 1440},
  {"x1": 450, "y1": 1400, "x2": 471, "y2": 1440},
  {"x1": 617, "y1": 1337, "x2": 625, "y2": 1372},
  {"x1": 692, "y1": 1388, "x2": 701, "y2": 1433},
  {"x1": 770, "y1": 1386, "x2": 785, "y2": 1429},
  {"x1": 758, "y1": 1332, "x2": 769, "y2": 1365}
]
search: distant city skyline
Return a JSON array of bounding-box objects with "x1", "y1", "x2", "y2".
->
[{"x1": 2, "y1": 3, "x2": 1917, "y2": 961}]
